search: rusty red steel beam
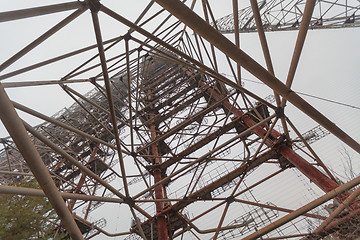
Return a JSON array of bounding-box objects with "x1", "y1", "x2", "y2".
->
[
  {"x1": 149, "y1": 105, "x2": 169, "y2": 239},
  {"x1": 195, "y1": 74, "x2": 342, "y2": 195},
  {"x1": 133, "y1": 114, "x2": 275, "y2": 200},
  {"x1": 137, "y1": 88, "x2": 236, "y2": 154},
  {"x1": 160, "y1": 116, "x2": 245, "y2": 169},
  {"x1": 152, "y1": 0, "x2": 360, "y2": 155},
  {"x1": 0, "y1": 84, "x2": 84, "y2": 239},
  {"x1": 279, "y1": 146, "x2": 339, "y2": 193},
  {"x1": 132, "y1": 149, "x2": 277, "y2": 236},
  {"x1": 311, "y1": 186, "x2": 360, "y2": 238}
]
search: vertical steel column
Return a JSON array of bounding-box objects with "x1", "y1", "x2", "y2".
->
[
  {"x1": 0, "y1": 84, "x2": 83, "y2": 240},
  {"x1": 148, "y1": 89, "x2": 169, "y2": 240},
  {"x1": 194, "y1": 73, "x2": 342, "y2": 195},
  {"x1": 152, "y1": 0, "x2": 360, "y2": 154}
]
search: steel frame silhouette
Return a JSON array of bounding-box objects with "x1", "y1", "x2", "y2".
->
[{"x1": 0, "y1": 0, "x2": 359, "y2": 239}]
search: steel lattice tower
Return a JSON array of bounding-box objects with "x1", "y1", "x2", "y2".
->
[{"x1": 0, "y1": 1, "x2": 359, "y2": 240}]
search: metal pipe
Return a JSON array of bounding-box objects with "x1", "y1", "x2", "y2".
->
[
  {"x1": 149, "y1": 99, "x2": 169, "y2": 239},
  {"x1": 90, "y1": 7, "x2": 147, "y2": 239},
  {"x1": 22, "y1": 120, "x2": 152, "y2": 219},
  {"x1": 101, "y1": 5, "x2": 277, "y2": 111},
  {"x1": 0, "y1": 2, "x2": 83, "y2": 22},
  {"x1": 281, "y1": 0, "x2": 316, "y2": 107},
  {"x1": 2, "y1": 78, "x2": 99, "y2": 88},
  {"x1": 151, "y1": 0, "x2": 360, "y2": 154},
  {"x1": 242, "y1": 175, "x2": 360, "y2": 240},
  {"x1": 12, "y1": 100, "x2": 118, "y2": 150},
  {"x1": 133, "y1": 114, "x2": 275, "y2": 199},
  {"x1": 0, "y1": 7, "x2": 87, "y2": 72},
  {"x1": 0, "y1": 170, "x2": 33, "y2": 176},
  {"x1": 285, "y1": 117, "x2": 337, "y2": 182},
  {"x1": 74, "y1": 215, "x2": 132, "y2": 237},
  {"x1": 0, "y1": 37, "x2": 122, "y2": 81},
  {"x1": 232, "y1": 0, "x2": 241, "y2": 84},
  {"x1": 0, "y1": 84, "x2": 83, "y2": 239},
  {"x1": 234, "y1": 199, "x2": 326, "y2": 220},
  {"x1": 313, "y1": 186, "x2": 360, "y2": 235},
  {"x1": 0, "y1": 185, "x2": 124, "y2": 203},
  {"x1": 249, "y1": 0, "x2": 286, "y2": 141}
]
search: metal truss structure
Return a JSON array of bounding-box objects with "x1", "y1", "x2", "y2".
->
[
  {"x1": 214, "y1": 0, "x2": 360, "y2": 33},
  {"x1": 0, "y1": 0, "x2": 359, "y2": 239}
]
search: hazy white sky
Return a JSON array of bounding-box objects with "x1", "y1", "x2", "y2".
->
[{"x1": 0, "y1": 1, "x2": 359, "y2": 239}]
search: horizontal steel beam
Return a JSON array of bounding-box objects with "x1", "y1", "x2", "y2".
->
[
  {"x1": 243, "y1": 174, "x2": 360, "y2": 240},
  {"x1": 152, "y1": 0, "x2": 360, "y2": 154},
  {"x1": 0, "y1": 185, "x2": 124, "y2": 203},
  {"x1": 0, "y1": 2, "x2": 84, "y2": 22},
  {"x1": 2, "y1": 79, "x2": 100, "y2": 88}
]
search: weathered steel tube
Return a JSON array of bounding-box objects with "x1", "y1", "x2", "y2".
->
[
  {"x1": 12, "y1": 100, "x2": 117, "y2": 150},
  {"x1": 242, "y1": 175, "x2": 360, "y2": 240},
  {"x1": 282, "y1": 0, "x2": 316, "y2": 100},
  {"x1": 2, "y1": 78, "x2": 97, "y2": 88},
  {"x1": 0, "y1": 84, "x2": 83, "y2": 240},
  {"x1": 22, "y1": 120, "x2": 152, "y2": 219},
  {"x1": 0, "y1": 2, "x2": 83, "y2": 22},
  {"x1": 0, "y1": 7, "x2": 86, "y2": 72},
  {"x1": 313, "y1": 186, "x2": 360, "y2": 235},
  {"x1": 151, "y1": 0, "x2": 360, "y2": 154},
  {"x1": 0, "y1": 185, "x2": 124, "y2": 203}
]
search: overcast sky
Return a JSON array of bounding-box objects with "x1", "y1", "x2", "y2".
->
[{"x1": 0, "y1": 1, "x2": 359, "y2": 239}]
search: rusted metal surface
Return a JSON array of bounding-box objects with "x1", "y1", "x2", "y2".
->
[
  {"x1": 243, "y1": 174, "x2": 360, "y2": 240},
  {"x1": 153, "y1": 0, "x2": 360, "y2": 154},
  {"x1": 0, "y1": 1, "x2": 359, "y2": 239},
  {"x1": 0, "y1": 84, "x2": 84, "y2": 240}
]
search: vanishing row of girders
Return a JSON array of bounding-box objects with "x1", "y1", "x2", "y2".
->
[{"x1": 214, "y1": 0, "x2": 360, "y2": 33}]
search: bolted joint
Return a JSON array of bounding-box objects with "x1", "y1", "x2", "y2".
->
[
  {"x1": 130, "y1": 151, "x2": 137, "y2": 158},
  {"x1": 89, "y1": 77, "x2": 96, "y2": 85},
  {"x1": 137, "y1": 46, "x2": 143, "y2": 52},
  {"x1": 275, "y1": 106, "x2": 285, "y2": 118},
  {"x1": 123, "y1": 197, "x2": 135, "y2": 207},
  {"x1": 122, "y1": 33, "x2": 132, "y2": 41},
  {"x1": 226, "y1": 196, "x2": 235, "y2": 204},
  {"x1": 59, "y1": 83, "x2": 67, "y2": 90},
  {"x1": 88, "y1": 0, "x2": 101, "y2": 13}
]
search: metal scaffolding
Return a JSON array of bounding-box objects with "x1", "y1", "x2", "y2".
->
[{"x1": 0, "y1": 0, "x2": 359, "y2": 239}]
